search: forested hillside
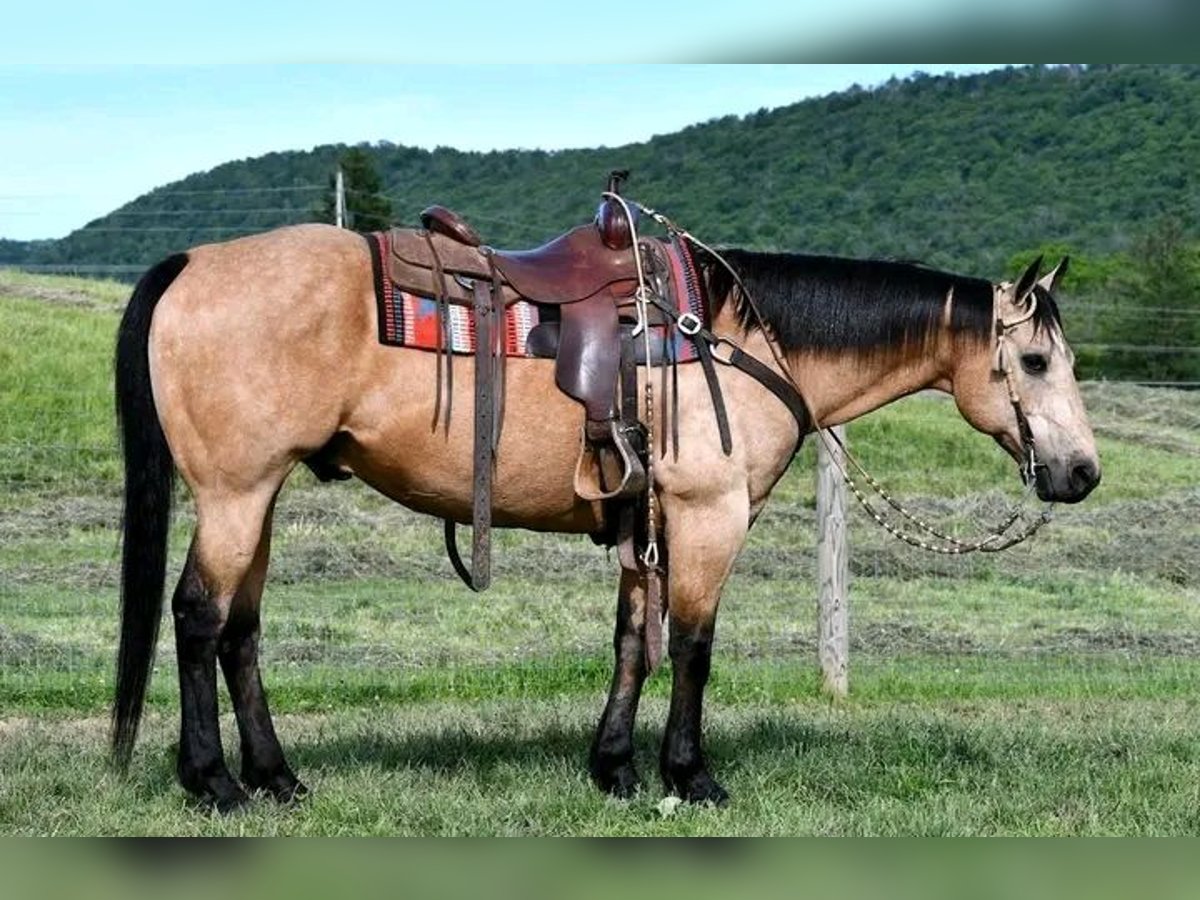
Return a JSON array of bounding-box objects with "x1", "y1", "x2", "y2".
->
[{"x1": 3, "y1": 64, "x2": 1198, "y2": 379}]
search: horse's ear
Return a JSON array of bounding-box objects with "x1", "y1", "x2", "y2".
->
[
  {"x1": 1014, "y1": 255, "x2": 1043, "y2": 303},
  {"x1": 1037, "y1": 256, "x2": 1070, "y2": 294}
]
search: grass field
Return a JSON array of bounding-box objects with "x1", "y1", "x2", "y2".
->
[{"x1": 1, "y1": 271, "x2": 1199, "y2": 835}]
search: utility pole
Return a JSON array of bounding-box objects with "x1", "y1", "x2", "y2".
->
[{"x1": 334, "y1": 168, "x2": 346, "y2": 229}]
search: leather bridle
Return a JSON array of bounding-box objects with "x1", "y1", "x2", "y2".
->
[{"x1": 991, "y1": 285, "x2": 1045, "y2": 487}]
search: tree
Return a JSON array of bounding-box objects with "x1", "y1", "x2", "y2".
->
[
  {"x1": 321, "y1": 147, "x2": 393, "y2": 232},
  {"x1": 1117, "y1": 217, "x2": 1200, "y2": 381}
]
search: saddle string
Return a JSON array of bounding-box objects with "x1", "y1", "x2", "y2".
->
[
  {"x1": 635, "y1": 202, "x2": 1052, "y2": 555},
  {"x1": 421, "y1": 231, "x2": 453, "y2": 435},
  {"x1": 489, "y1": 254, "x2": 506, "y2": 450}
]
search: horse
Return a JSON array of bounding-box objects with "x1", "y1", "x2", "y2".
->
[{"x1": 110, "y1": 222, "x2": 1099, "y2": 811}]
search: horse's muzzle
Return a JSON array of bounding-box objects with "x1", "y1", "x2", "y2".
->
[{"x1": 1036, "y1": 455, "x2": 1101, "y2": 504}]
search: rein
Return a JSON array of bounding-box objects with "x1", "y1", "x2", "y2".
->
[
  {"x1": 813, "y1": 290, "x2": 1054, "y2": 555},
  {"x1": 637, "y1": 201, "x2": 1052, "y2": 555}
]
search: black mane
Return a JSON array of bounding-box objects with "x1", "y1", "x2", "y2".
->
[{"x1": 697, "y1": 248, "x2": 1061, "y2": 357}]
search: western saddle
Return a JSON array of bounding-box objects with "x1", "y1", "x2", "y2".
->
[
  {"x1": 385, "y1": 171, "x2": 657, "y2": 593},
  {"x1": 380, "y1": 173, "x2": 815, "y2": 670}
]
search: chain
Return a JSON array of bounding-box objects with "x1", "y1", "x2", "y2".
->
[
  {"x1": 642, "y1": 344, "x2": 659, "y2": 566},
  {"x1": 820, "y1": 424, "x2": 1052, "y2": 554}
]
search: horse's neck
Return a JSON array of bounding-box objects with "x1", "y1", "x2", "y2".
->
[
  {"x1": 792, "y1": 349, "x2": 952, "y2": 427},
  {"x1": 713, "y1": 310, "x2": 955, "y2": 428}
]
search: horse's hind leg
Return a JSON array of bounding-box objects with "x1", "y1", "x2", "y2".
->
[
  {"x1": 217, "y1": 498, "x2": 306, "y2": 803},
  {"x1": 590, "y1": 568, "x2": 649, "y2": 798},
  {"x1": 172, "y1": 485, "x2": 278, "y2": 812}
]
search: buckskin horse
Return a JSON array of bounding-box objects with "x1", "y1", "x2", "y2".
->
[{"x1": 110, "y1": 196, "x2": 1099, "y2": 811}]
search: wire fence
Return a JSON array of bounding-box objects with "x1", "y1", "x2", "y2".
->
[{"x1": 1, "y1": 381, "x2": 1198, "y2": 691}]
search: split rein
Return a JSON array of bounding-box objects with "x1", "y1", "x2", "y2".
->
[{"x1": 628, "y1": 199, "x2": 1053, "y2": 557}]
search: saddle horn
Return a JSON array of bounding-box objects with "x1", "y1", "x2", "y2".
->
[{"x1": 596, "y1": 169, "x2": 637, "y2": 251}]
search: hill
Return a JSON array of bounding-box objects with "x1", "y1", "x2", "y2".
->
[{"x1": 4, "y1": 64, "x2": 1200, "y2": 277}]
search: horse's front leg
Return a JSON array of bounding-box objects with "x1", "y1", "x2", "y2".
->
[
  {"x1": 590, "y1": 567, "x2": 650, "y2": 798},
  {"x1": 659, "y1": 490, "x2": 748, "y2": 805}
]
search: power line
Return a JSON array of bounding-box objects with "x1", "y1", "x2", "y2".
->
[
  {"x1": 140, "y1": 184, "x2": 327, "y2": 197},
  {"x1": 1076, "y1": 343, "x2": 1200, "y2": 353},
  {"x1": 1071, "y1": 303, "x2": 1200, "y2": 316},
  {"x1": 0, "y1": 185, "x2": 328, "y2": 203},
  {"x1": 78, "y1": 223, "x2": 314, "y2": 234},
  {"x1": 100, "y1": 207, "x2": 319, "y2": 217}
]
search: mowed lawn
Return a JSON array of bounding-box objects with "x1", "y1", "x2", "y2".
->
[{"x1": 1, "y1": 272, "x2": 1199, "y2": 835}]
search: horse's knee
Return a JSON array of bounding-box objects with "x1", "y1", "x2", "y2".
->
[{"x1": 668, "y1": 624, "x2": 713, "y2": 681}]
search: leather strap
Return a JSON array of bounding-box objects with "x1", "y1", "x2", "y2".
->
[
  {"x1": 725, "y1": 345, "x2": 811, "y2": 449},
  {"x1": 694, "y1": 337, "x2": 733, "y2": 456},
  {"x1": 645, "y1": 568, "x2": 663, "y2": 672},
  {"x1": 421, "y1": 230, "x2": 453, "y2": 434},
  {"x1": 458, "y1": 278, "x2": 493, "y2": 592},
  {"x1": 444, "y1": 519, "x2": 474, "y2": 589},
  {"x1": 488, "y1": 255, "x2": 506, "y2": 451}
]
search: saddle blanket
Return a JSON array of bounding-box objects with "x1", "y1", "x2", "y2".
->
[{"x1": 367, "y1": 232, "x2": 709, "y2": 361}]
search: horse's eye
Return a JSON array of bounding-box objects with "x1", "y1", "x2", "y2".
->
[{"x1": 1021, "y1": 353, "x2": 1048, "y2": 375}]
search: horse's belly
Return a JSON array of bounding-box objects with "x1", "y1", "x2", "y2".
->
[{"x1": 339, "y1": 353, "x2": 604, "y2": 533}]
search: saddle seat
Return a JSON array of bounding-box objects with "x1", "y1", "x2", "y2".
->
[
  {"x1": 386, "y1": 203, "x2": 650, "y2": 429},
  {"x1": 395, "y1": 204, "x2": 641, "y2": 306}
]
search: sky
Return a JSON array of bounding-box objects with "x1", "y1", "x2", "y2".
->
[{"x1": 0, "y1": 64, "x2": 1009, "y2": 241}]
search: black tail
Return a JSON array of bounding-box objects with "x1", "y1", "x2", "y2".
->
[{"x1": 111, "y1": 253, "x2": 189, "y2": 771}]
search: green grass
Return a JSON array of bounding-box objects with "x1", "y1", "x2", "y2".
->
[
  {"x1": 5, "y1": 694, "x2": 1200, "y2": 835},
  {"x1": 2, "y1": 272, "x2": 1199, "y2": 834}
]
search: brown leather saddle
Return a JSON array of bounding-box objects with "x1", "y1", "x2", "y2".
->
[{"x1": 384, "y1": 171, "x2": 653, "y2": 590}]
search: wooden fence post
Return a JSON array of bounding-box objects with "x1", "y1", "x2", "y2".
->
[{"x1": 816, "y1": 425, "x2": 849, "y2": 699}]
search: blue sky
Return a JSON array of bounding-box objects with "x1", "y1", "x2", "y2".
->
[{"x1": 0, "y1": 64, "x2": 1007, "y2": 241}]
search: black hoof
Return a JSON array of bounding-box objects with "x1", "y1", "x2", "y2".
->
[
  {"x1": 185, "y1": 776, "x2": 252, "y2": 814},
  {"x1": 210, "y1": 785, "x2": 253, "y2": 815},
  {"x1": 591, "y1": 759, "x2": 642, "y2": 800},
  {"x1": 245, "y1": 767, "x2": 309, "y2": 804},
  {"x1": 180, "y1": 762, "x2": 253, "y2": 814},
  {"x1": 666, "y1": 770, "x2": 729, "y2": 807}
]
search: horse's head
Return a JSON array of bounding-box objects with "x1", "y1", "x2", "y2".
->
[{"x1": 949, "y1": 256, "x2": 1100, "y2": 503}]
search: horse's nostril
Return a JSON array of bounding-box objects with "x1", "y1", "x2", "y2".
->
[{"x1": 1070, "y1": 460, "x2": 1100, "y2": 492}]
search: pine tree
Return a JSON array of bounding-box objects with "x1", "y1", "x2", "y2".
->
[{"x1": 321, "y1": 147, "x2": 393, "y2": 232}]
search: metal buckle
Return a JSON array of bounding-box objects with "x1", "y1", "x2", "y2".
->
[
  {"x1": 677, "y1": 312, "x2": 702, "y2": 336},
  {"x1": 708, "y1": 337, "x2": 738, "y2": 365}
]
